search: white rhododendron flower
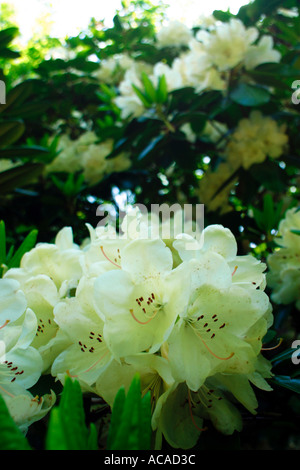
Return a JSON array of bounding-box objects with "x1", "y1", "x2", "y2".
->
[
  {"x1": 3, "y1": 390, "x2": 55, "y2": 434},
  {"x1": 0, "y1": 278, "x2": 27, "y2": 327},
  {"x1": 197, "y1": 161, "x2": 237, "y2": 214},
  {"x1": 196, "y1": 18, "x2": 258, "y2": 71},
  {"x1": 156, "y1": 20, "x2": 193, "y2": 48},
  {"x1": 3, "y1": 228, "x2": 84, "y2": 371},
  {"x1": 93, "y1": 238, "x2": 190, "y2": 358},
  {"x1": 113, "y1": 18, "x2": 280, "y2": 120},
  {"x1": 46, "y1": 132, "x2": 131, "y2": 185},
  {"x1": 225, "y1": 111, "x2": 288, "y2": 170},
  {"x1": 244, "y1": 35, "x2": 281, "y2": 70},
  {"x1": 93, "y1": 54, "x2": 135, "y2": 85},
  {"x1": 0, "y1": 299, "x2": 55, "y2": 433},
  {"x1": 51, "y1": 275, "x2": 113, "y2": 389},
  {"x1": 267, "y1": 207, "x2": 300, "y2": 309},
  {"x1": 0, "y1": 208, "x2": 275, "y2": 446}
]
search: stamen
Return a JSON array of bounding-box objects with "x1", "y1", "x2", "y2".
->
[
  {"x1": 193, "y1": 327, "x2": 234, "y2": 361},
  {"x1": 188, "y1": 389, "x2": 207, "y2": 432},
  {"x1": 31, "y1": 395, "x2": 43, "y2": 405},
  {"x1": 0, "y1": 384, "x2": 15, "y2": 398},
  {"x1": 100, "y1": 246, "x2": 121, "y2": 268},
  {"x1": 232, "y1": 266, "x2": 238, "y2": 276},
  {"x1": 261, "y1": 337, "x2": 283, "y2": 351},
  {"x1": 0, "y1": 320, "x2": 10, "y2": 330},
  {"x1": 83, "y1": 350, "x2": 109, "y2": 373},
  {"x1": 66, "y1": 370, "x2": 78, "y2": 378},
  {"x1": 130, "y1": 308, "x2": 158, "y2": 325}
]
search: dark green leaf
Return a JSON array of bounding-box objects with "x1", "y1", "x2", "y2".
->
[
  {"x1": 0, "y1": 145, "x2": 50, "y2": 161},
  {"x1": 132, "y1": 84, "x2": 152, "y2": 108},
  {"x1": 0, "y1": 80, "x2": 37, "y2": 114},
  {"x1": 141, "y1": 72, "x2": 156, "y2": 103},
  {"x1": 7, "y1": 229, "x2": 38, "y2": 269},
  {"x1": 156, "y1": 74, "x2": 168, "y2": 104},
  {"x1": 230, "y1": 83, "x2": 271, "y2": 107},
  {"x1": 271, "y1": 375, "x2": 300, "y2": 394},
  {"x1": 0, "y1": 120, "x2": 25, "y2": 148},
  {"x1": 137, "y1": 134, "x2": 165, "y2": 161},
  {"x1": 0, "y1": 27, "x2": 19, "y2": 49},
  {"x1": 0, "y1": 163, "x2": 44, "y2": 194}
]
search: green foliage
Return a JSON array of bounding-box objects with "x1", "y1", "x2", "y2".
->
[
  {"x1": 107, "y1": 373, "x2": 152, "y2": 450},
  {"x1": 0, "y1": 374, "x2": 152, "y2": 451},
  {"x1": 0, "y1": 220, "x2": 38, "y2": 276},
  {"x1": 45, "y1": 377, "x2": 98, "y2": 450},
  {"x1": 0, "y1": 0, "x2": 299, "y2": 451},
  {"x1": 251, "y1": 193, "x2": 284, "y2": 235}
]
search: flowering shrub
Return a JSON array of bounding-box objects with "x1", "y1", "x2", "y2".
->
[
  {"x1": 0, "y1": 0, "x2": 299, "y2": 452},
  {"x1": 0, "y1": 209, "x2": 274, "y2": 449}
]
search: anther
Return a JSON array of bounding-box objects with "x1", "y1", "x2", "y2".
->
[{"x1": 232, "y1": 266, "x2": 238, "y2": 276}]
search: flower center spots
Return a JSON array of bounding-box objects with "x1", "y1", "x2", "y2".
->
[
  {"x1": 69, "y1": 330, "x2": 110, "y2": 378},
  {"x1": 36, "y1": 317, "x2": 56, "y2": 337},
  {"x1": 78, "y1": 331, "x2": 103, "y2": 353},
  {"x1": 191, "y1": 385, "x2": 223, "y2": 410},
  {"x1": 190, "y1": 313, "x2": 234, "y2": 361},
  {"x1": 3, "y1": 360, "x2": 25, "y2": 383},
  {"x1": 130, "y1": 292, "x2": 163, "y2": 325}
]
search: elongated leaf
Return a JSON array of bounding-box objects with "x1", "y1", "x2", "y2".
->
[
  {"x1": 156, "y1": 74, "x2": 168, "y2": 104},
  {"x1": 0, "y1": 120, "x2": 25, "y2": 148},
  {"x1": 0, "y1": 394, "x2": 31, "y2": 450},
  {"x1": 0, "y1": 163, "x2": 44, "y2": 194},
  {"x1": 132, "y1": 84, "x2": 152, "y2": 108},
  {"x1": 5, "y1": 101, "x2": 50, "y2": 119},
  {"x1": 271, "y1": 348, "x2": 295, "y2": 366},
  {"x1": 46, "y1": 376, "x2": 98, "y2": 450},
  {"x1": 271, "y1": 375, "x2": 300, "y2": 394},
  {"x1": 0, "y1": 27, "x2": 19, "y2": 49},
  {"x1": 107, "y1": 374, "x2": 152, "y2": 450},
  {"x1": 0, "y1": 80, "x2": 36, "y2": 114},
  {"x1": 106, "y1": 386, "x2": 126, "y2": 450},
  {"x1": 7, "y1": 229, "x2": 38, "y2": 269},
  {"x1": 0, "y1": 48, "x2": 20, "y2": 59},
  {"x1": 230, "y1": 83, "x2": 271, "y2": 107},
  {"x1": 0, "y1": 145, "x2": 50, "y2": 161},
  {"x1": 137, "y1": 134, "x2": 165, "y2": 161},
  {"x1": 141, "y1": 72, "x2": 156, "y2": 103}
]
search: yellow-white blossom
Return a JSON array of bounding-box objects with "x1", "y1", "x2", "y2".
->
[
  {"x1": 225, "y1": 111, "x2": 288, "y2": 170},
  {"x1": 267, "y1": 207, "x2": 300, "y2": 309}
]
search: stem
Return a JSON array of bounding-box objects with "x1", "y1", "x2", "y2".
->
[{"x1": 156, "y1": 105, "x2": 176, "y2": 133}]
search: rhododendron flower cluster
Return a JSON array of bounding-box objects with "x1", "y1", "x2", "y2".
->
[
  {"x1": 0, "y1": 209, "x2": 274, "y2": 447},
  {"x1": 225, "y1": 111, "x2": 288, "y2": 170},
  {"x1": 46, "y1": 132, "x2": 131, "y2": 186},
  {"x1": 113, "y1": 18, "x2": 281, "y2": 119},
  {"x1": 267, "y1": 207, "x2": 300, "y2": 310}
]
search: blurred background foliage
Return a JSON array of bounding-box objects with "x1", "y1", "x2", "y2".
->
[{"x1": 0, "y1": 0, "x2": 299, "y2": 450}]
